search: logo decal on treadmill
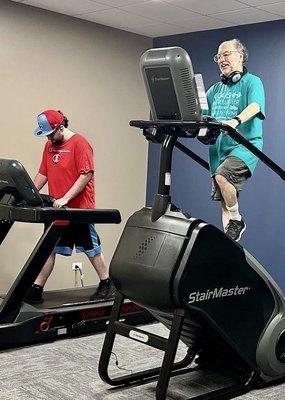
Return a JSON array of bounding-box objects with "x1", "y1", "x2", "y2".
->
[{"x1": 188, "y1": 285, "x2": 251, "y2": 304}]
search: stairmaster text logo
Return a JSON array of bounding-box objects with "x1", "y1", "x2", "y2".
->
[{"x1": 188, "y1": 285, "x2": 251, "y2": 304}]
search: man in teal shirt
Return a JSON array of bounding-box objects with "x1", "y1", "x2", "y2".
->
[{"x1": 207, "y1": 38, "x2": 265, "y2": 241}]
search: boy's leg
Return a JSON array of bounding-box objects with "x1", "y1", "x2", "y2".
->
[
  {"x1": 35, "y1": 253, "x2": 56, "y2": 287},
  {"x1": 25, "y1": 253, "x2": 56, "y2": 304},
  {"x1": 88, "y1": 252, "x2": 108, "y2": 281},
  {"x1": 88, "y1": 253, "x2": 115, "y2": 300},
  {"x1": 74, "y1": 224, "x2": 115, "y2": 300}
]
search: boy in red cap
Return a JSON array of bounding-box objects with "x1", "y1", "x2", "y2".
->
[{"x1": 26, "y1": 109, "x2": 115, "y2": 303}]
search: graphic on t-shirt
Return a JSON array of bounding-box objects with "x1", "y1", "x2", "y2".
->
[
  {"x1": 52, "y1": 154, "x2": 61, "y2": 163},
  {"x1": 211, "y1": 91, "x2": 242, "y2": 120}
]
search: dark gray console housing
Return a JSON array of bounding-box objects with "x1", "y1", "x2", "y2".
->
[{"x1": 140, "y1": 46, "x2": 201, "y2": 121}]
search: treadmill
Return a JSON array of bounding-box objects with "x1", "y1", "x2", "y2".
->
[{"x1": 0, "y1": 158, "x2": 153, "y2": 349}]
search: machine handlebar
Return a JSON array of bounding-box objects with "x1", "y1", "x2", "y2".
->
[{"x1": 130, "y1": 119, "x2": 285, "y2": 181}]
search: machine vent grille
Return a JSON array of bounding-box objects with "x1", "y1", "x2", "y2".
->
[
  {"x1": 135, "y1": 236, "x2": 155, "y2": 258},
  {"x1": 180, "y1": 67, "x2": 199, "y2": 115}
]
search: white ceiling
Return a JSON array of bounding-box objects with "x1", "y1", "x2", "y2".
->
[{"x1": 11, "y1": 0, "x2": 285, "y2": 37}]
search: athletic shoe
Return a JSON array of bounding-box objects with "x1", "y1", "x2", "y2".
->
[
  {"x1": 225, "y1": 219, "x2": 246, "y2": 242},
  {"x1": 90, "y1": 279, "x2": 116, "y2": 301},
  {"x1": 25, "y1": 284, "x2": 44, "y2": 304}
]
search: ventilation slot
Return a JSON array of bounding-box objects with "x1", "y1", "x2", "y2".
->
[
  {"x1": 180, "y1": 68, "x2": 199, "y2": 115},
  {"x1": 135, "y1": 236, "x2": 155, "y2": 258}
]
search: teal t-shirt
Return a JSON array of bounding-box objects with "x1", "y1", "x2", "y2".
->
[{"x1": 206, "y1": 72, "x2": 265, "y2": 175}]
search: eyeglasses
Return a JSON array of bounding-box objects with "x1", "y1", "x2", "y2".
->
[{"x1": 213, "y1": 51, "x2": 240, "y2": 63}]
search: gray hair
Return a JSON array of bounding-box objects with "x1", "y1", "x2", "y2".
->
[{"x1": 231, "y1": 38, "x2": 248, "y2": 63}]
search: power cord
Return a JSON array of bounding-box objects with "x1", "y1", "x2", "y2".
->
[
  {"x1": 78, "y1": 268, "x2": 84, "y2": 287},
  {"x1": 111, "y1": 351, "x2": 133, "y2": 374},
  {"x1": 74, "y1": 266, "x2": 84, "y2": 287}
]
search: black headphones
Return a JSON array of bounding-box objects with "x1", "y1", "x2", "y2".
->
[{"x1": 220, "y1": 66, "x2": 247, "y2": 85}]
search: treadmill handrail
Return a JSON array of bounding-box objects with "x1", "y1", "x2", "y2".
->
[
  {"x1": 0, "y1": 205, "x2": 121, "y2": 224},
  {"x1": 130, "y1": 120, "x2": 285, "y2": 181}
]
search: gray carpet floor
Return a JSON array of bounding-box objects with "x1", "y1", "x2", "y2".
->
[{"x1": 0, "y1": 322, "x2": 284, "y2": 399}]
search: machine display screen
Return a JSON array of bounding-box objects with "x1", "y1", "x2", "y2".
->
[
  {"x1": 0, "y1": 159, "x2": 43, "y2": 207},
  {"x1": 145, "y1": 67, "x2": 181, "y2": 120}
]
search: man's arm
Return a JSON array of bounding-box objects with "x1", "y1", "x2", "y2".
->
[
  {"x1": 34, "y1": 173, "x2": 48, "y2": 191},
  {"x1": 223, "y1": 102, "x2": 261, "y2": 129},
  {"x1": 53, "y1": 172, "x2": 93, "y2": 208}
]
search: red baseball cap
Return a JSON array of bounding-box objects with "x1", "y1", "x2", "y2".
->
[{"x1": 34, "y1": 109, "x2": 64, "y2": 136}]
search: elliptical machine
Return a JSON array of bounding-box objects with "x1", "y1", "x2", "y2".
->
[{"x1": 98, "y1": 47, "x2": 285, "y2": 400}]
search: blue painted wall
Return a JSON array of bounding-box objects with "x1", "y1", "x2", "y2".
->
[{"x1": 145, "y1": 19, "x2": 285, "y2": 289}]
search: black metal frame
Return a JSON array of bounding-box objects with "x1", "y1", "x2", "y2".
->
[
  {"x1": 99, "y1": 293, "x2": 259, "y2": 400},
  {"x1": 0, "y1": 220, "x2": 13, "y2": 245},
  {"x1": 152, "y1": 133, "x2": 178, "y2": 221},
  {"x1": 0, "y1": 221, "x2": 69, "y2": 323},
  {"x1": 130, "y1": 120, "x2": 285, "y2": 180}
]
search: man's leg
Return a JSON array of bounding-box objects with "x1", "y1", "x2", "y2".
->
[
  {"x1": 25, "y1": 253, "x2": 56, "y2": 303},
  {"x1": 221, "y1": 199, "x2": 230, "y2": 232},
  {"x1": 215, "y1": 174, "x2": 246, "y2": 241},
  {"x1": 215, "y1": 174, "x2": 241, "y2": 216},
  {"x1": 211, "y1": 177, "x2": 229, "y2": 230}
]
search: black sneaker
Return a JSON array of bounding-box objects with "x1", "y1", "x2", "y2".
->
[
  {"x1": 225, "y1": 219, "x2": 246, "y2": 242},
  {"x1": 25, "y1": 284, "x2": 44, "y2": 304},
  {"x1": 90, "y1": 279, "x2": 116, "y2": 301}
]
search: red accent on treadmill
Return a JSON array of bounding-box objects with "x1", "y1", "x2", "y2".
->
[
  {"x1": 80, "y1": 308, "x2": 107, "y2": 320},
  {"x1": 52, "y1": 220, "x2": 70, "y2": 226},
  {"x1": 121, "y1": 303, "x2": 142, "y2": 314}
]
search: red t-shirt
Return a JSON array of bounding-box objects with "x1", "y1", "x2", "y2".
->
[{"x1": 39, "y1": 134, "x2": 95, "y2": 208}]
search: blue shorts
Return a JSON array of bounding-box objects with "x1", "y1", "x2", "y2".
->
[{"x1": 53, "y1": 223, "x2": 102, "y2": 257}]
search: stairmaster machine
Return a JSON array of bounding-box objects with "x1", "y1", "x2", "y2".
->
[{"x1": 98, "y1": 47, "x2": 285, "y2": 399}]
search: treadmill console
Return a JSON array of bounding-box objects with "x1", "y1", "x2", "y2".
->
[{"x1": 0, "y1": 159, "x2": 43, "y2": 207}]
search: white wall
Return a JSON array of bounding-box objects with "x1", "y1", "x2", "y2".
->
[{"x1": 0, "y1": 1, "x2": 152, "y2": 292}]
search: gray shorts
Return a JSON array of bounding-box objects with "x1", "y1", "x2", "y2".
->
[{"x1": 211, "y1": 156, "x2": 251, "y2": 201}]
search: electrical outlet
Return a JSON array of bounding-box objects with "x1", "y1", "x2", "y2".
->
[{"x1": 72, "y1": 262, "x2": 83, "y2": 271}]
